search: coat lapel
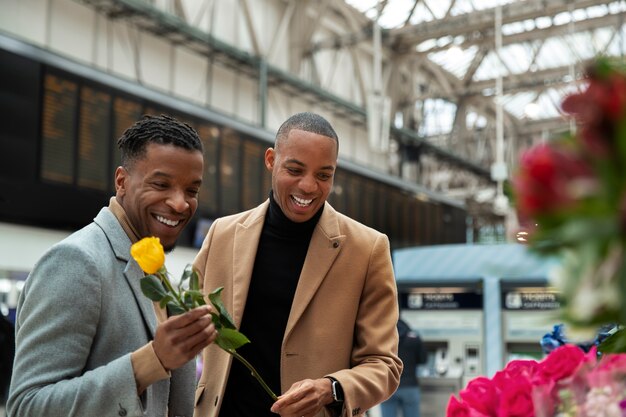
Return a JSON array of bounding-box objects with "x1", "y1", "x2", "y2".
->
[
  {"x1": 285, "y1": 203, "x2": 346, "y2": 336},
  {"x1": 231, "y1": 201, "x2": 268, "y2": 326}
]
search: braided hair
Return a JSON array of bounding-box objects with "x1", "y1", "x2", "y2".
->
[{"x1": 117, "y1": 114, "x2": 203, "y2": 168}]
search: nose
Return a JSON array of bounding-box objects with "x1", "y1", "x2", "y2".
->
[
  {"x1": 299, "y1": 174, "x2": 318, "y2": 194},
  {"x1": 167, "y1": 189, "x2": 190, "y2": 213}
]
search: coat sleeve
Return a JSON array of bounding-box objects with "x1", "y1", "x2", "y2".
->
[
  {"x1": 329, "y1": 233, "x2": 403, "y2": 417},
  {"x1": 7, "y1": 243, "x2": 145, "y2": 417}
]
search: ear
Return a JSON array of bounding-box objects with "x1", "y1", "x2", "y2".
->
[
  {"x1": 264, "y1": 148, "x2": 275, "y2": 172},
  {"x1": 114, "y1": 166, "x2": 128, "y2": 197}
]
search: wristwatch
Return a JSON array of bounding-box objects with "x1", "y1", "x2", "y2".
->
[{"x1": 325, "y1": 376, "x2": 344, "y2": 404}]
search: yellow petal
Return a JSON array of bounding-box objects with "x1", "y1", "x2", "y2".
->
[{"x1": 131, "y1": 237, "x2": 165, "y2": 274}]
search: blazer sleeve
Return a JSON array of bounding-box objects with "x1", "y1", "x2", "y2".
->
[
  {"x1": 168, "y1": 360, "x2": 197, "y2": 417},
  {"x1": 7, "y1": 243, "x2": 145, "y2": 417}
]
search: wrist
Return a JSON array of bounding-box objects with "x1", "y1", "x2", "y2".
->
[{"x1": 324, "y1": 376, "x2": 344, "y2": 405}]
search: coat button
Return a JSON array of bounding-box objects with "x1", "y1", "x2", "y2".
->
[{"x1": 333, "y1": 241, "x2": 339, "y2": 248}]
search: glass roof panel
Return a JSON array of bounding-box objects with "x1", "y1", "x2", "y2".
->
[{"x1": 344, "y1": 0, "x2": 626, "y2": 146}]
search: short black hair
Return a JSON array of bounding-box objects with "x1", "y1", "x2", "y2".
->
[
  {"x1": 117, "y1": 114, "x2": 203, "y2": 168},
  {"x1": 275, "y1": 112, "x2": 339, "y2": 153}
]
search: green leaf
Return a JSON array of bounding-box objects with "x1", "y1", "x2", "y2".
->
[
  {"x1": 159, "y1": 294, "x2": 174, "y2": 309},
  {"x1": 598, "y1": 327, "x2": 626, "y2": 354},
  {"x1": 210, "y1": 312, "x2": 223, "y2": 330},
  {"x1": 183, "y1": 291, "x2": 193, "y2": 308},
  {"x1": 215, "y1": 327, "x2": 250, "y2": 351},
  {"x1": 209, "y1": 287, "x2": 236, "y2": 329},
  {"x1": 189, "y1": 266, "x2": 200, "y2": 291},
  {"x1": 180, "y1": 264, "x2": 194, "y2": 285},
  {"x1": 167, "y1": 301, "x2": 187, "y2": 316},
  {"x1": 184, "y1": 290, "x2": 207, "y2": 308},
  {"x1": 140, "y1": 275, "x2": 168, "y2": 302}
]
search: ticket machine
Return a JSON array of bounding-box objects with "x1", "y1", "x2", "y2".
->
[
  {"x1": 398, "y1": 285, "x2": 483, "y2": 417},
  {"x1": 393, "y1": 243, "x2": 558, "y2": 417},
  {"x1": 501, "y1": 283, "x2": 561, "y2": 363}
]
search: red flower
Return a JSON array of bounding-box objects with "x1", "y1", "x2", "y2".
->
[
  {"x1": 513, "y1": 143, "x2": 593, "y2": 220},
  {"x1": 562, "y1": 74, "x2": 626, "y2": 123},
  {"x1": 562, "y1": 73, "x2": 626, "y2": 156}
]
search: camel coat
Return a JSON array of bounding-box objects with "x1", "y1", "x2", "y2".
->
[{"x1": 193, "y1": 200, "x2": 402, "y2": 417}]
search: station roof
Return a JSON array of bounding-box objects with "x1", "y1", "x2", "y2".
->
[{"x1": 393, "y1": 243, "x2": 557, "y2": 284}]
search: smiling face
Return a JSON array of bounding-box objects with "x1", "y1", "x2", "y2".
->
[
  {"x1": 265, "y1": 128, "x2": 337, "y2": 223},
  {"x1": 115, "y1": 143, "x2": 204, "y2": 251}
]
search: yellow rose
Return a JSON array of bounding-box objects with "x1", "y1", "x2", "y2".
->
[{"x1": 131, "y1": 237, "x2": 165, "y2": 274}]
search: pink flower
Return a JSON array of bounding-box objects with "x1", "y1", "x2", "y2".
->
[
  {"x1": 503, "y1": 359, "x2": 538, "y2": 379},
  {"x1": 459, "y1": 377, "x2": 499, "y2": 416},
  {"x1": 531, "y1": 383, "x2": 557, "y2": 417},
  {"x1": 492, "y1": 360, "x2": 537, "y2": 393},
  {"x1": 586, "y1": 353, "x2": 626, "y2": 388},
  {"x1": 497, "y1": 377, "x2": 534, "y2": 417},
  {"x1": 446, "y1": 396, "x2": 471, "y2": 417},
  {"x1": 532, "y1": 344, "x2": 586, "y2": 386}
]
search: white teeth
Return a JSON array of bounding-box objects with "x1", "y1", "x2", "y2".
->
[
  {"x1": 156, "y1": 215, "x2": 180, "y2": 227},
  {"x1": 292, "y1": 196, "x2": 313, "y2": 206}
]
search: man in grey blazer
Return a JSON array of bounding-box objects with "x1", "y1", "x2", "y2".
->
[{"x1": 8, "y1": 115, "x2": 217, "y2": 417}]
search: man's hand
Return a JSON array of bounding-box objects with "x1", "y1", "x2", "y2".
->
[
  {"x1": 270, "y1": 378, "x2": 334, "y2": 417},
  {"x1": 153, "y1": 305, "x2": 217, "y2": 370}
]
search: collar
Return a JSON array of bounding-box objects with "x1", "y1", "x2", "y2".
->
[{"x1": 108, "y1": 197, "x2": 142, "y2": 244}]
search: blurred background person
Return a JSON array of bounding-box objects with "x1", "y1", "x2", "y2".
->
[{"x1": 381, "y1": 319, "x2": 426, "y2": 417}]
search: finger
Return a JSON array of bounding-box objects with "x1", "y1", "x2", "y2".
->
[
  {"x1": 169, "y1": 305, "x2": 212, "y2": 328},
  {"x1": 184, "y1": 322, "x2": 218, "y2": 353},
  {"x1": 168, "y1": 314, "x2": 215, "y2": 346}
]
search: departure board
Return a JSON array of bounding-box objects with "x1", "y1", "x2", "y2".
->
[
  {"x1": 78, "y1": 87, "x2": 111, "y2": 190},
  {"x1": 196, "y1": 123, "x2": 219, "y2": 214},
  {"x1": 220, "y1": 129, "x2": 241, "y2": 214},
  {"x1": 242, "y1": 140, "x2": 264, "y2": 209},
  {"x1": 113, "y1": 97, "x2": 143, "y2": 167},
  {"x1": 41, "y1": 73, "x2": 78, "y2": 184}
]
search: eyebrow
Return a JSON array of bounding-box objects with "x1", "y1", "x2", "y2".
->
[
  {"x1": 284, "y1": 158, "x2": 335, "y2": 171},
  {"x1": 150, "y1": 170, "x2": 203, "y2": 185}
]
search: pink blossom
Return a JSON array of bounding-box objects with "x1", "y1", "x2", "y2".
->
[
  {"x1": 459, "y1": 377, "x2": 500, "y2": 416},
  {"x1": 497, "y1": 377, "x2": 534, "y2": 417},
  {"x1": 532, "y1": 344, "x2": 586, "y2": 386},
  {"x1": 446, "y1": 396, "x2": 471, "y2": 417}
]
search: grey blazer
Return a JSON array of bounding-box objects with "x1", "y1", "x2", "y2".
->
[{"x1": 7, "y1": 207, "x2": 196, "y2": 417}]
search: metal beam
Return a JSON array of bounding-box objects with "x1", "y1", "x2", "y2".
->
[
  {"x1": 391, "y1": 0, "x2": 612, "y2": 46},
  {"x1": 73, "y1": 0, "x2": 492, "y2": 180}
]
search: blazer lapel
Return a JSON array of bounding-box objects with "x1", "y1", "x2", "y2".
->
[
  {"x1": 123, "y1": 261, "x2": 158, "y2": 337},
  {"x1": 94, "y1": 207, "x2": 157, "y2": 338},
  {"x1": 231, "y1": 201, "x2": 268, "y2": 326},
  {"x1": 285, "y1": 203, "x2": 346, "y2": 336}
]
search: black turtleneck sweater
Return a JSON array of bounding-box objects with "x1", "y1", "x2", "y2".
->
[{"x1": 218, "y1": 191, "x2": 323, "y2": 417}]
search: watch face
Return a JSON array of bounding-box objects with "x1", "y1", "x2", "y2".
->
[{"x1": 331, "y1": 381, "x2": 338, "y2": 401}]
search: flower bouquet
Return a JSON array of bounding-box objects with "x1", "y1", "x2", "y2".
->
[
  {"x1": 130, "y1": 236, "x2": 278, "y2": 401},
  {"x1": 446, "y1": 344, "x2": 626, "y2": 417},
  {"x1": 511, "y1": 57, "x2": 626, "y2": 351}
]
